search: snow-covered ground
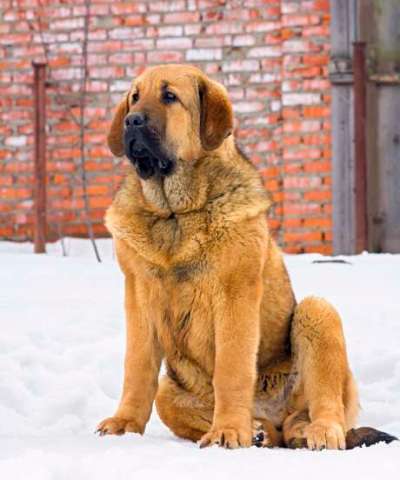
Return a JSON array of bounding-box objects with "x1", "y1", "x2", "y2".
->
[{"x1": 0, "y1": 238, "x2": 399, "y2": 479}]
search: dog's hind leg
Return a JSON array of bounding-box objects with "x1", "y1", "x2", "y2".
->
[
  {"x1": 156, "y1": 376, "x2": 213, "y2": 443},
  {"x1": 285, "y1": 296, "x2": 359, "y2": 450},
  {"x1": 252, "y1": 419, "x2": 283, "y2": 448},
  {"x1": 156, "y1": 376, "x2": 285, "y2": 448},
  {"x1": 282, "y1": 409, "x2": 311, "y2": 449}
]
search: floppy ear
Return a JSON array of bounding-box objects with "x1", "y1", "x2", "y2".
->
[
  {"x1": 107, "y1": 94, "x2": 129, "y2": 157},
  {"x1": 198, "y1": 77, "x2": 233, "y2": 151}
]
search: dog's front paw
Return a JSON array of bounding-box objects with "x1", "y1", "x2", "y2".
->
[
  {"x1": 96, "y1": 416, "x2": 143, "y2": 436},
  {"x1": 305, "y1": 420, "x2": 345, "y2": 450},
  {"x1": 199, "y1": 426, "x2": 252, "y2": 449}
]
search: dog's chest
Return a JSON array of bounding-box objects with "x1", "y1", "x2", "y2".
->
[
  {"x1": 147, "y1": 271, "x2": 216, "y2": 374},
  {"x1": 139, "y1": 210, "x2": 212, "y2": 270}
]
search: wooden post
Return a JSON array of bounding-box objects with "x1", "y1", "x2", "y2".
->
[
  {"x1": 330, "y1": 0, "x2": 358, "y2": 255},
  {"x1": 353, "y1": 42, "x2": 368, "y2": 253},
  {"x1": 32, "y1": 62, "x2": 47, "y2": 254}
]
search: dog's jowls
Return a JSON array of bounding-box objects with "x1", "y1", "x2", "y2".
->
[{"x1": 97, "y1": 64, "x2": 397, "y2": 450}]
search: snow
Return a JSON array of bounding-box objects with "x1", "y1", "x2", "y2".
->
[{"x1": 0, "y1": 238, "x2": 399, "y2": 479}]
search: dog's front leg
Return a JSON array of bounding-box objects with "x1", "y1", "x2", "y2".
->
[
  {"x1": 97, "y1": 273, "x2": 162, "y2": 436},
  {"x1": 200, "y1": 269, "x2": 262, "y2": 449}
]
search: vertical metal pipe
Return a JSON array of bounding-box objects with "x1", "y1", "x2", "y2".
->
[
  {"x1": 32, "y1": 62, "x2": 47, "y2": 254},
  {"x1": 353, "y1": 42, "x2": 368, "y2": 253}
]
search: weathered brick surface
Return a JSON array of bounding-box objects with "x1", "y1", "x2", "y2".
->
[{"x1": 0, "y1": 0, "x2": 332, "y2": 253}]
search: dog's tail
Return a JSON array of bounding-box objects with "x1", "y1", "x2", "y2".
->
[{"x1": 345, "y1": 427, "x2": 398, "y2": 450}]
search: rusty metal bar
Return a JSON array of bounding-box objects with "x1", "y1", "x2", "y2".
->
[
  {"x1": 353, "y1": 42, "x2": 368, "y2": 253},
  {"x1": 32, "y1": 61, "x2": 47, "y2": 254}
]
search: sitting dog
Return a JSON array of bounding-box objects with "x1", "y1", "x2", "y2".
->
[{"x1": 97, "y1": 65, "x2": 396, "y2": 450}]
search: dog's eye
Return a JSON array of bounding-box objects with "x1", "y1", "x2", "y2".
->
[
  {"x1": 132, "y1": 92, "x2": 139, "y2": 104},
  {"x1": 162, "y1": 91, "x2": 177, "y2": 104}
]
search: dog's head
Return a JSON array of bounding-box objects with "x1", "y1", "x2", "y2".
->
[{"x1": 107, "y1": 64, "x2": 233, "y2": 180}]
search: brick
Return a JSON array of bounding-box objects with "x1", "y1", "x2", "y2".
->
[
  {"x1": 282, "y1": 80, "x2": 302, "y2": 92},
  {"x1": 302, "y1": 135, "x2": 330, "y2": 148},
  {"x1": 303, "y1": 244, "x2": 332, "y2": 255},
  {"x1": 85, "y1": 161, "x2": 114, "y2": 171},
  {"x1": 304, "y1": 190, "x2": 332, "y2": 201},
  {"x1": 284, "y1": 231, "x2": 322, "y2": 243},
  {"x1": 75, "y1": 185, "x2": 110, "y2": 196},
  {"x1": 234, "y1": 102, "x2": 265, "y2": 114},
  {"x1": 195, "y1": 37, "x2": 226, "y2": 48},
  {"x1": 0, "y1": 227, "x2": 13, "y2": 237},
  {"x1": 283, "y1": 148, "x2": 322, "y2": 161},
  {"x1": 164, "y1": 12, "x2": 200, "y2": 23},
  {"x1": 303, "y1": 1, "x2": 330, "y2": 12},
  {"x1": 304, "y1": 161, "x2": 332, "y2": 173},
  {"x1": 0, "y1": 33, "x2": 32, "y2": 45},
  {"x1": 284, "y1": 120, "x2": 321, "y2": 133},
  {"x1": 282, "y1": 15, "x2": 321, "y2": 27},
  {"x1": 0, "y1": 176, "x2": 13, "y2": 186},
  {"x1": 186, "y1": 48, "x2": 222, "y2": 61},
  {"x1": 149, "y1": 1, "x2": 185, "y2": 12},
  {"x1": 49, "y1": 18, "x2": 84, "y2": 31},
  {"x1": 303, "y1": 217, "x2": 332, "y2": 228},
  {"x1": 222, "y1": 60, "x2": 259, "y2": 72},
  {"x1": 124, "y1": 15, "x2": 145, "y2": 26},
  {"x1": 146, "y1": 14, "x2": 161, "y2": 25},
  {"x1": 249, "y1": 72, "x2": 281, "y2": 84},
  {"x1": 248, "y1": 46, "x2": 281, "y2": 58},
  {"x1": 111, "y1": 3, "x2": 146, "y2": 15},
  {"x1": 110, "y1": 80, "x2": 132, "y2": 92},
  {"x1": 88, "y1": 29, "x2": 107, "y2": 41},
  {"x1": 283, "y1": 40, "x2": 312, "y2": 53},
  {"x1": 285, "y1": 66, "x2": 322, "y2": 78},
  {"x1": 302, "y1": 25, "x2": 330, "y2": 37},
  {"x1": 147, "y1": 50, "x2": 184, "y2": 63},
  {"x1": 88, "y1": 66, "x2": 125, "y2": 79},
  {"x1": 283, "y1": 176, "x2": 321, "y2": 189},
  {"x1": 184, "y1": 24, "x2": 202, "y2": 35},
  {"x1": 303, "y1": 54, "x2": 330, "y2": 66},
  {"x1": 264, "y1": 32, "x2": 281, "y2": 45},
  {"x1": 157, "y1": 37, "x2": 192, "y2": 50},
  {"x1": 89, "y1": 196, "x2": 112, "y2": 209},
  {"x1": 205, "y1": 22, "x2": 243, "y2": 35},
  {"x1": 282, "y1": 3, "x2": 300, "y2": 14},
  {"x1": 157, "y1": 25, "x2": 183, "y2": 37},
  {"x1": 232, "y1": 35, "x2": 256, "y2": 47},
  {"x1": 282, "y1": 93, "x2": 321, "y2": 106},
  {"x1": 109, "y1": 27, "x2": 144, "y2": 40},
  {"x1": 5, "y1": 136, "x2": 27, "y2": 147},
  {"x1": 303, "y1": 106, "x2": 330, "y2": 117},
  {"x1": 88, "y1": 41, "x2": 123, "y2": 53},
  {"x1": 245, "y1": 21, "x2": 281, "y2": 33},
  {"x1": 0, "y1": 188, "x2": 32, "y2": 200}
]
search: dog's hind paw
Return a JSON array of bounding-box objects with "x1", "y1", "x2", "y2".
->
[{"x1": 287, "y1": 427, "x2": 398, "y2": 450}]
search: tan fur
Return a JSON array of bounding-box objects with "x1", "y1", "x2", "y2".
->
[{"x1": 97, "y1": 65, "x2": 359, "y2": 450}]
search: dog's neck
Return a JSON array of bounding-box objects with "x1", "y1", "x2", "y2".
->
[
  {"x1": 139, "y1": 161, "x2": 209, "y2": 216},
  {"x1": 138, "y1": 138, "x2": 237, "y2": 216},
  {"x1": 131, "y1": 136, "x2": 269, "y2": 224}
]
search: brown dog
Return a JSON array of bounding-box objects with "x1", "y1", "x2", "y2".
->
[{"x1": 97, "y1": 64, "x2": 396, "y2": 450}]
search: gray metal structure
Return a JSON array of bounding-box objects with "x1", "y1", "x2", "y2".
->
[{"x1": 330, "y1": 0, "x2": 400, "y2": 253}]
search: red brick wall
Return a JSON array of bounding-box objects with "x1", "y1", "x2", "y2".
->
[{"x1": 0, "y1": 0, "x2": 332, "y2": 254}]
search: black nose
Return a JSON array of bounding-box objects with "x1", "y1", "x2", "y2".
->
[{"x1": 125, "y1": 112, "x2": 147, "y2": 128}]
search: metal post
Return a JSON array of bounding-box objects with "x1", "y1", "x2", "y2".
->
[
  {"x1": 32, "y1": 62, "x2": 47, "y2": 254},
  {"x1": 353, "y1": 42, "x2": 368, "y2": 253}
]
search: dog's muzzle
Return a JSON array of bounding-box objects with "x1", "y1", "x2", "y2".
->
[{"x1": 123, "y1": 113, "x2": 175, "y2": 180}]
